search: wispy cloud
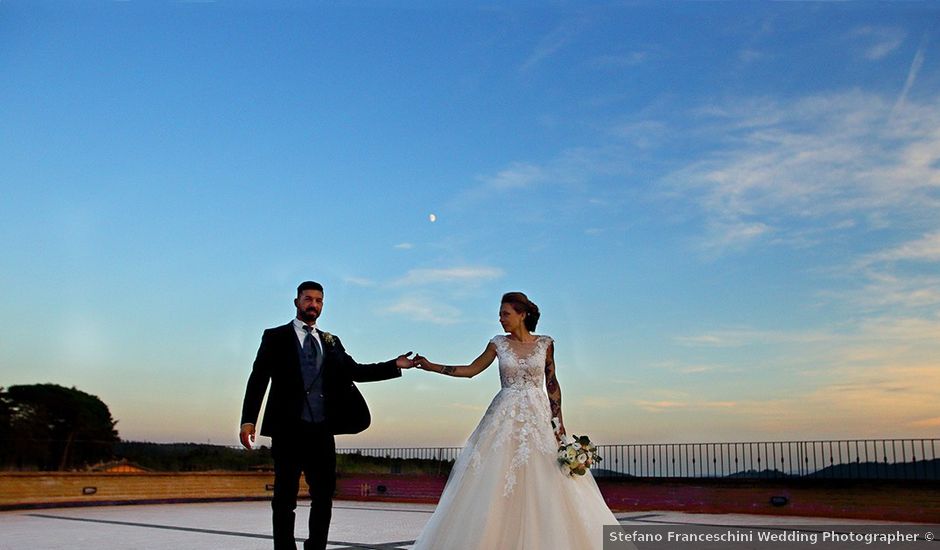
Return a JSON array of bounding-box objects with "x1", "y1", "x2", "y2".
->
[
  {"x1": 610, "y1": 120, "x2": 670, "y2": 149},
  {"x1": 738, "y1": 49, "x2": 765, "y2": 64},
  {"x1": 469, "y1": 144, "x2": 632, "y2": 207},
  {"x1": 678, "y1": 312, "x2": 940, "y2": 357},
  {"x1": 581, "y1": 396, "x2": 620, "y2": 410},
  {"x1": 394, "y1": 242, "x2": 415, "y2": 250},
  {"x1": 855, "y1": 314, "x2": 940, "y2": 343},
  {"x1": 382, "y1": 296, "x2": 462, "y2": 325},
  {"x1": 589, "y1": 51, "x2": 647, "y2": 69},
  {"x1": 829, "y1": 232, "x2": 940, "y2": 315},
  {"x1": 392, "y1": 266, "x2": 504, "y2": 287},
  {"x1": 628, "y1": 350, "x2": 940, "y2": 438},
  {"x1": 482, "y1": 162, "x2": 545, "y2": 190},
  {"x1": 521, "y1": 19, "x2": 587, "y2": 72},
  {"x1": 675, "y1": 328, "x2": 832, "y2": 348},
  {"x1": 911, "y1": 417, "x2": 940, "y2": 428},
  {"x1": 652, "y1": 361, "x2": 733, "y2": 375},
  {"x1": 666, "y1": 90, "x2": 940, "y2": 253},
  {"x1": 344, "y1": 276, "x2": 377, "y2": 287},
  {"x1": 697, "y1": 221, "x2": 772, "y2": 252},
  {"x1": 864, "y1": 231, "x2": 940, "y2": 264},
  {"x1": 475, "y1": 144, "x2": 626, "y2": 193},
  {"x1": 363, "y1": 264, "x2": 506, "y2": 324},
  {"x1": 893, "y1": 34, "x2": 928, "y2": 114},
  {"x1": 837, "y1": 270, "x2": 940, "y2": 310},
  {"x1": 635, "y1": 400, "x2": 737, "y2": 413},
  {"x1": 635, "y1": 400, "x2": 687, "y2": 411},
  {"x1": 805, "y1": 364, "x2": 940, "y2": 433},
  {"x1": 851, "y1": 26, "x2": 906, "y2": 60}
]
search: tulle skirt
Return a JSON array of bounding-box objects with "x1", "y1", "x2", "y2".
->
[{"x1": 413, "y1": 387, "x2": 623, "y2": 550}]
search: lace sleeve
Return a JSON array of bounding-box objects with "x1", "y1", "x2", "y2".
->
[{"x1": 538, "y1": 335, "x2": 554, "y2": 355}]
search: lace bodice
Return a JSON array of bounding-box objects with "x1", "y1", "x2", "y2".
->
[
  {"x1": 461, "y1": 334, "x2": 557, "y2": 495},
  {"x1": 490, "y1": 334, "x2": 553, "y2": 390}
]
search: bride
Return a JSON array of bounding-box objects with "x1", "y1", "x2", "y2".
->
[{"x1": 412, "y1": 292, "x2": 625, "y2": 549}]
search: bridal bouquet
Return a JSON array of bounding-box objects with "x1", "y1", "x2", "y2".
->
[{"x1": 553, "y1": 418, "x2": 602, "y2": 477}]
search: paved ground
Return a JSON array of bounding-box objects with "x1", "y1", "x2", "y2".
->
[{"x1": 0, "y1": 500, "x2": 930, "y2": 549}]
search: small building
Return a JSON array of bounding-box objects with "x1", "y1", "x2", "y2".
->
[{"x1": 91, "y1": 459, "x2": 151, "y2": 473}]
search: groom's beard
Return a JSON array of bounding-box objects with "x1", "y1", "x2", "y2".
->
[{"x1": 299, "y1": 308, "x2": 320, "y2": 323}]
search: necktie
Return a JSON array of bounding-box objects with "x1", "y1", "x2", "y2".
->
[{"x1": 302, "y1": 325, "x2": 318, "y2": 363}]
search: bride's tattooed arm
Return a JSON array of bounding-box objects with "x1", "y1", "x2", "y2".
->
[
  {"x1": 415, "y1": 343, "x2": 497, "y2": 378},
  {"x1": 544, "y1": 342, "x2": 564, "y2": 438}
]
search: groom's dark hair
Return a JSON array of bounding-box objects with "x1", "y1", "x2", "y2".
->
[{"x1": 297, "y1": 281, "x2": 324, "y2": 296}]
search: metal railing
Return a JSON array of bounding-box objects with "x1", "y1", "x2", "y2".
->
[
  {"x1": 338, "y1": 439, "x2": 940, "y2": 480},
  {"x1": 337, "y1": 447, "x2": 463, "y2": 463},
  {"x1": 595, "y1": 439, "x2": 939, "y2": 479}
]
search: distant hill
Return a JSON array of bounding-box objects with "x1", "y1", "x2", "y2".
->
[
  {"x1": 726, "y1": 469, "x2": 795, "y2": 479},
  {"x1": 717, "y1": 459, "x2": 940, "y2": 480},
  {"x1": 591, "y1": 468, "x2": 634, "y2": 479},
  {"x1": 588, "y1": 466, "x2": 936, "y2": 480},
  {"x1": 807, "y1": 458, "x2": 940, "y2": 480}
]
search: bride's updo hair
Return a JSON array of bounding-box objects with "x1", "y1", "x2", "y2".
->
[{"x1": 501, "y1": 292, "x2": 540, "y2": 332}]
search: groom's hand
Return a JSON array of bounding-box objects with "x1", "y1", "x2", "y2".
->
[
  {"x1": 239, "y1": 423, "x2": 255, "y2": 450},
  {"x1": 395, "y1": 352, "x2": 416, "y2": 369}
]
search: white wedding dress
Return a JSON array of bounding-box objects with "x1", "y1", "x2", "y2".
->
[{"x1": 413, "y1": 335, "x2": 625, "y2": 550}]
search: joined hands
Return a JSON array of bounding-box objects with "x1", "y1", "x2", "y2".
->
[
  {"x1": 395, "y1": 353, "x2": 439, "y2": 373},
  {"x1": 396, "y1": 352, "x2": 432, "y2": 370},
  {"x1": 395, "y1": 352, "x2": 432, "y2": 370}
]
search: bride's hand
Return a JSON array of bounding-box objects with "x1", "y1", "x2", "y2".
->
[{"x1": 413, "y1": 354, "x2": 432, "y2": 370}]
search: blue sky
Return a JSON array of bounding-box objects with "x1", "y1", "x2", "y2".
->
[{"x1": 1, "y1": 1, "x2": 938, "y2": 447}]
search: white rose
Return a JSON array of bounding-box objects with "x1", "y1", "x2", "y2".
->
[{"x1": 577, "y1": 453, "x2": 588, "y2": 464}]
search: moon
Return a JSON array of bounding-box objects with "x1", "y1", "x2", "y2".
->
[{"x1": 429, "y1": 213, "x2": 437, "y2": 223}]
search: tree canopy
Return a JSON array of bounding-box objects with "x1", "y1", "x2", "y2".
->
[{"x1": 0, "y1": 384, "x2": 119, "y2": 471}]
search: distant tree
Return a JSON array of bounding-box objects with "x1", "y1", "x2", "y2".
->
[
  {"x1": 2, "y1": 384, "x2": 119, "y2": 471},
  {"x1": 114, "y1": 442, "x2": 274, "y2": 472},
  {"x1": 0, "y1": 387, "x2": 11, "y2": 467}
]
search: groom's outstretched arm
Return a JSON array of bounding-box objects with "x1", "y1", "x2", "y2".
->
[{"x1": 333, "y1": 336, "x2": 410, "y2": 382}]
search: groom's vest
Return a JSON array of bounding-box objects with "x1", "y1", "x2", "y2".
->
[{"x1": 297, "y1": 338, "x2": 326, "y2": 423}]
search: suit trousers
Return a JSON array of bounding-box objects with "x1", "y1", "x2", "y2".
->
[{"x1": 271, "y1": 422, "x2": 336, "y2": 550}]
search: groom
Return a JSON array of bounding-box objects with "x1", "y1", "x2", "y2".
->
[{"x1": 240, "y1": 281, "x2": 415, "y2": 550}]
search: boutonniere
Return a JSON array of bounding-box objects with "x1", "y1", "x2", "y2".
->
[{"x1": 321, "y1": 332, "x2": 336, "y2": 347}]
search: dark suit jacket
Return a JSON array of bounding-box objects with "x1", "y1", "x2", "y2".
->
[{"x1": 240, "y1": 322, "x2": 401, "y2": 437}]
